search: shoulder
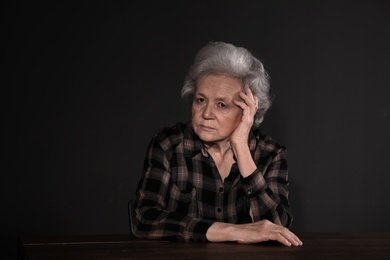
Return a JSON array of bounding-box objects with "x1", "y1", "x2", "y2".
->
[
  {"x1": 252, "y1": 129, "x2": 286, "y2": 154},
  {"x1": 152, "y1": 122, "x2": 189, "y2": 151}
]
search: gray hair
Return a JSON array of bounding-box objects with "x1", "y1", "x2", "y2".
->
[{"x1": 181, "y1": 41, "x2": 272, "y2": 127}]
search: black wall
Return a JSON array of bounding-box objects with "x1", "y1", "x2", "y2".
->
[{"x1": 2, "y1": 1, "x2": 390, "y2": 258}]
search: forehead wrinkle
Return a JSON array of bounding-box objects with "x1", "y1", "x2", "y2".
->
[
  {"x1": 195, "y1": 91, "x2": 236, "y2": 103},
  {"x1": 195, "y1": 74, "x2": 243, "y2": 101}
]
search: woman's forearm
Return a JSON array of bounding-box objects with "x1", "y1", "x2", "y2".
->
[{"x1": 231, "y1": 142, "x2": 257, "y2": 178}]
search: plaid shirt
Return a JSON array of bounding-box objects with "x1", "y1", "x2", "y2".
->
[{"x1": 133, "y1": 122, "x2": 292, "y2": 242}]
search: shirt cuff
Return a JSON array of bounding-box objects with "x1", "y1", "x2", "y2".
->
[
  {"x1": 185, "y1": 218, "x2": 214, "y2": 242},
  {"x1": 241, "y1": 169, "x2": 267, "y2": 197}
]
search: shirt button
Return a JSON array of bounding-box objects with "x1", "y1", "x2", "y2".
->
[
  {"x1": 217, "y1": 208, "x2": 222, "y2": 213},
  {"x1": 219, "y1": 187, "x2": 224, "y2": 192},
  {"x1": 247, "y1": 189, "x2": 254, "y2": 195}
]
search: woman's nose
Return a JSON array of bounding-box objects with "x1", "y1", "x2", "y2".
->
[{"x1": 202, "y1": 104, "x2": 215, "y2": 119}]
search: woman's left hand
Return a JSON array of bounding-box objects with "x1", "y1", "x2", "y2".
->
[{"x1": 230, "y1": 85, "x2": 258, "y2": 146}]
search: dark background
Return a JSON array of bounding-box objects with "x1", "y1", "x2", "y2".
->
[{"x1": 2, "y1": 0, "x2": 390, "y2": 258}]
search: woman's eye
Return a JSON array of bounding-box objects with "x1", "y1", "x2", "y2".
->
[
  {"x1": 217, "y1": 102, "x2": 227, "y2": 108},
  {"x1": 196, "y1": 98, "x2": 206, "y2": 103}
]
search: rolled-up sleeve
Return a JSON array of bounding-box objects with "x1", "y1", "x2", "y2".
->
[{"x1": 241, "y1": 148, "x2": 293, "y2": 227}]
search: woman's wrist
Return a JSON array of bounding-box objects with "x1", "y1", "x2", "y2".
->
[
  {"x1": 206, "y1": 222, "x2": 239, "y2": 242},
  {"x1": 231, "y1": 143, "x2": 257, "y2": 177}
]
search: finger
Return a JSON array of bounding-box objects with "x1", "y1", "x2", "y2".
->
[
  {"x1": 287, "y1": 232, "x2": 303, "y2": 246},
  {"x1": 239, "y1": 93, "x2": 255, "y2": 109},
  {"x1": 254, "y1": 96, "x2": 259, "y2": 111},
  {"x1": 272, "y1": 233, "x2": 293, "y2": 246},
  {"x1": 233, "y1": 99, "x2": 249, "y2": 110},
  {"x1": 240, "y1": 90, "x2": 257, "y2": 110},
  {"x1": 237, "y1": 94, "x2": 258, "y2": 117},
  {"x1": 239, "y1": 90, "x2": 253, "y2": 106},
  {"x1": 280, "y1": 230, "x2": 303, "y2": 246},
  {"x1": 233, "y1": 100, "x2": 253, "y2": 119},
  {"x1": 244, "y1": 86, "x2": 257, "y2": 105}
]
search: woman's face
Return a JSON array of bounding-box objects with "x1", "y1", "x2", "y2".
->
[{"x1": 191, "y1": 74, "x2": 243, "y2": 146}]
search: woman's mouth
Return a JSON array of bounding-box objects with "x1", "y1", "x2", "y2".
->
[{"x1": 199, "y1": 124, "x2": 215, "y2": 131}]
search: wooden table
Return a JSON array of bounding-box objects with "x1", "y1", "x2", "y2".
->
[{"x1": 18, "y1": 233, "x2": 390, "y2": 259}]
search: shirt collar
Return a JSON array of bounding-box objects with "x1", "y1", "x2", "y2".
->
[{"x1": 183, "y1": 123, "x2": 206, "y2": 158}]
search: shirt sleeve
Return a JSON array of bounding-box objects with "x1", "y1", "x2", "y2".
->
[
  {"x1": 133, "y1": 138, "x2": 214, "y2": 242},
  {"x1": 241, "y1": 147, "x2": 293, "y2": 227}
]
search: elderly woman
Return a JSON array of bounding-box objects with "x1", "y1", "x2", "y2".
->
[{"x1": 133, "y1": 41, "x2": 302, "y2": 246}]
